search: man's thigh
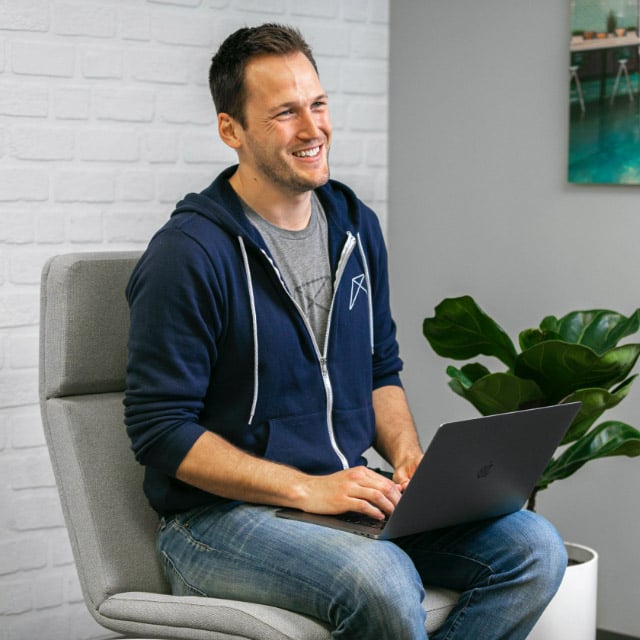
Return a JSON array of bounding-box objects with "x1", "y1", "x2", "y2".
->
[
  {"x1": 396, "y1": 509, "x2": 565, "y2": 591},
  {"x1": 156, "y1": 501, "x2": 425, "y2": 623}
]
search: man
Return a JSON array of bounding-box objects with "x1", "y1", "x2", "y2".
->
[{"x1": 125, "y1": 24, "x2": 566, "y2": 639}]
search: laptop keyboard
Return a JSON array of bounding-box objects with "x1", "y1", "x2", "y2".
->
[{"x1": 337, "y1": 512, "x2": 387, "y2": 530}]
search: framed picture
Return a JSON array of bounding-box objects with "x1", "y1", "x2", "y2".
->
[{"x1": 568, "y1": 0, "x2": 640, "y2": 183}]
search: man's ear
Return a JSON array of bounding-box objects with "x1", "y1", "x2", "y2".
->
[{"x1": 218, "y1": 113, "x2": 243, "y2": 150}]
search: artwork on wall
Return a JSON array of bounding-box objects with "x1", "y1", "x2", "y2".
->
[{"x1": 568, "y1": 0, "x2": 640, "y2": 183}]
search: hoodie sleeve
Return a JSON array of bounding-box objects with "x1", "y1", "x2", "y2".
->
[
  {"x1": 362, "y1": 209, "x2": 404, "y2": 390},
  {"x1": 124, "y1": 228, "x2": 223, "y2": 476}
]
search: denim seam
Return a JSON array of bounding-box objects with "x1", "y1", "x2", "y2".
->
[
  {"x1": 159, "y1": 550, "x2": 208, "y2": 597},
  {"x1": 427, "y1": 553, "x2": 495, "y2": 640},
  {"x1": 438, "y1": 589, "x2": 475, "y2": 640},
  {"x1": 172, "y1": 520, "x2": 218, "y2": 554}
]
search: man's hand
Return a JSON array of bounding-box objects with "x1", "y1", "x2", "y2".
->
[
  {"x1": 391, "y1": 454, "x2": 423, "y2": 491},
  {"x1": 297, "y1": 466, "x2": 403, "y2": 520}
]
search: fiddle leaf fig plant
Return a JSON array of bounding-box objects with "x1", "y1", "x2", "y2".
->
[{"x1": 423, "y1": 295, "x2": 640, "y2": 510}]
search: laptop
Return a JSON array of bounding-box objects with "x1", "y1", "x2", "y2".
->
[{"x1": 276, "y1": 402, "x2": 581, "y2": 540}]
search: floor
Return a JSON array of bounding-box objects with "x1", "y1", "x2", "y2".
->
[
  {"x1": 568, "y1": 75, "x2": 640, "y2": 184},
  {"x1": 597, "y1": 630, "x2": 640, "y2": 640}
]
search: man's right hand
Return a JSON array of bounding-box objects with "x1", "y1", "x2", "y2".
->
[{"x1": 295, "y1": 466, "x2": 403, "y2": 521}]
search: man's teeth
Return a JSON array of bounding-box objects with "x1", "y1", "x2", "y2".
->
[{"x1": 294, "y1": 147, "x2": 320, "y2": 157}]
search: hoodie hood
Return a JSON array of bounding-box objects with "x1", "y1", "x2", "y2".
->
[
  {"x1": 171, "y1": 166, "x2": 263, "y2": 247},
  {"x1": 170, "y1": 165, "x2": 365, "y2": 259}
]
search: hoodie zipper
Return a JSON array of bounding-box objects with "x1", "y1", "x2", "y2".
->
[{"x1": 259, "y1": 232, "x2": 357, "y2": 470}]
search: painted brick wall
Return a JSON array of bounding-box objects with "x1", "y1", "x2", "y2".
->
[{"x1": 0, "y1": 1, "x2": 389, "y2": 638}]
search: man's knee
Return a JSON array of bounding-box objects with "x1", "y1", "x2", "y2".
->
[
  {"x1": 490, "y1": 509, "x2": 567, "y2": 605},
  {"x1": 522, "y1": 510, "x2": 568, "y2": 590},
  {"x1": 344, "y1": 542, "x2": 424, "y2": 618}
]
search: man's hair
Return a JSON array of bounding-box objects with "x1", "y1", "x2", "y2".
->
[{"x1": 209, "y1": 23, "x2": 318, "y2": 127}]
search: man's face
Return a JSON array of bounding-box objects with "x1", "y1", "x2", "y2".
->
[{"x1": 235, "y1": 51, "x2": 332, "y2": 196}]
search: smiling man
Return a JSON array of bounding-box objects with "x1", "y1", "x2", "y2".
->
[
  {"x1": 221, "y1": 51, "x2": 332, "y2": 214},
  {"x1": 124, "y1": 24, "x2": 567, "y2": 639}
]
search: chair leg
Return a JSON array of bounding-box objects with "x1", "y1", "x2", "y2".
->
[
  {"x1": 570, "y1": 66, "x2": 585, "y2": 113},
  {"x1": 611, "y1": 59, "x2": 634, "y2": 104},
  {"x1": 623, "y1": 61, "x2": 634, "y2": 102},
  {"x1": 611, "y1": 63, "x2": 623, "y2": 104}
]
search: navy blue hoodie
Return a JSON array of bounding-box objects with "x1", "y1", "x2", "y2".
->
[{"x1": 124, "y1": 166, "x2": 403, "y2": 516}]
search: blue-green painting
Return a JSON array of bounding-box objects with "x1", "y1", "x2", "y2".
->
[{"x1": 569, "y1": 0, "x2": 640, "y2": 183}]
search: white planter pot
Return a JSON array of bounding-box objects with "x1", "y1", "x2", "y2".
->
[{"x1": 527, "y1": 542, "x2": 598, "y2": 640}]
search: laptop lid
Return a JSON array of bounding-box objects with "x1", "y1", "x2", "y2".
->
[{"x1": 276, "y1": 402, "x2": 581, "y2": 539}]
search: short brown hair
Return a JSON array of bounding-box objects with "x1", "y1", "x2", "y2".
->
[{"x1": 209, "y1": 24, "x2": 318, "y2": 127}]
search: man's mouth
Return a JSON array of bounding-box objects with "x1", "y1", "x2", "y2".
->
[{"x1": 293, "y1": 146, "x2": 321, "y2": 158}]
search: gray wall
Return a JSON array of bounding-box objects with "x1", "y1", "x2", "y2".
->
[{"x1": 389, "y1": 1, "x2": 640, "y2": 635}]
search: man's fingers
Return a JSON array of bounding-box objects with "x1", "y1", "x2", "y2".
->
[
  {"x1": 344, "y1": 469, "x2": 402, "y2": 517},
  {"x1": 300, "y1": 467, "x2": 403, "y2": 518}
]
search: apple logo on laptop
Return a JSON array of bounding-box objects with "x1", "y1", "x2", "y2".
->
[{"x1": 477, "y1": 462, "x2": 494, "y2": 479}]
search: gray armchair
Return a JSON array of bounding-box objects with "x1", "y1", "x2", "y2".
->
[{"x1": 39, "y1": 251, "x2": 459, "y2": 639}]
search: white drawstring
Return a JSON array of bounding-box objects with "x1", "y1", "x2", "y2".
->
[
  {"x1": 238, "y1": 237, "x2": 259, "y2": 425},
  {"x1": 356, "y1": 233, "x2": 374, "y2": 355}
]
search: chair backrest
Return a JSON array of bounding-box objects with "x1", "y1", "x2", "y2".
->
[{"x1": 39, "y1": 252, "x2": 170, "y2": 616}]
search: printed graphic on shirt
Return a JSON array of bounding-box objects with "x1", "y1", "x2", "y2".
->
[
  {"x1": 293, "y1": 275, "x2": 332, "y2": 350},
  {"x1": 349, "y1": 273, "x2": 367, "y2": 311},
  {"x1": 295, "y1": 276, "x2": 332, "y2": 315}
]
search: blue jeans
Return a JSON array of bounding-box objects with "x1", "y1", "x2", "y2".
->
[{"x1": 157, "y1": 502, "x2": 566, "y2": 639}]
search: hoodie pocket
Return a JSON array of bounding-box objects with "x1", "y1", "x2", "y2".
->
[
  {"x1": 264, "y1": 410, "x2": 337, "y2": 474},
  {"x1": 263, "y1": 406, "x2": 375, "y2": 474},
  {"x1": 332, "y1": 405, "x2": 375, "y2": 465}
]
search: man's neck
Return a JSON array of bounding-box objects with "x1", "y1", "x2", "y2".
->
[{"x1": 229, "y1": 169, "x2": 312, "y2": 231}]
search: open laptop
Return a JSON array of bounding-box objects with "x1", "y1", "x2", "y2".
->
[{"x1": 276, "y1": 402, "x2": 581, "y2": 539}]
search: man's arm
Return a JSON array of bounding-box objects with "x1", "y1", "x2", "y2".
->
[
  {"x1": 175, "y1": 386, "x2": 420, "y2": 520},
  {"x1": 175, "y1": 429, "x2": 403, "y2": 520},
  {"x1": 372, "y1": 385, "x2": 424, "y2": 489}
]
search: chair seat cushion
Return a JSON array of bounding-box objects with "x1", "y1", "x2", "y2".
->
[
  {"x1": 99, "y1": 588, "x2": 458, "y2": 639},
  {"x1": 100, "y1": 592, "x2": 331, "y2": 640}
]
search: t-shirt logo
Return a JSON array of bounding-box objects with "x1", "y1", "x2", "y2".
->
[{"x1": 349, "y1": 273, "x2": 367, "y2": 311}]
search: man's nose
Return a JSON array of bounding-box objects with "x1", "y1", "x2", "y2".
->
[{"x1": 298, "y1": 109, "x2": 322, "y2": 139}]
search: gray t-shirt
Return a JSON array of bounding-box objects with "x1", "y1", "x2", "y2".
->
[{"x1": 243, "y1": 194, "x2": 332, "y2": 353}]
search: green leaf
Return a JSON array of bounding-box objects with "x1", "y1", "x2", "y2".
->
[
  {"x1": 423, "y1": 296, "x2": 518, "y2": 369},
  {"x1": 447, "y1": 365, "x2": 473, "y2": 391},
  {"x1": 561, "y1": 376, "x2": 636, "y2": 444},
  {"x1": 518, "y1": 328, "x2": 552, "y2": 351},
  {"x1": 446, "y1": 363, "x2": 490, "y2": 388},
  {"x1": 515, "y1": 341, "x2": 640, "y2": 403},
  {"x1": 540, "y1": 309, "x2": 640, "y2": 355},
  {"x1": 445, "y1": 370, "x2": 544, "y2": 416},
  {"x1": 447, "y1": 364, "x2": 492, "y2": 401},
  {"x1": 537, "y1": 421, "x2": 640, "y2": 489},
  {"x1": 448, "y1": 378, "x2": 467, "y2": 400}
]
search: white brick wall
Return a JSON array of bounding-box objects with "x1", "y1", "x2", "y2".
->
[{"x1": 0, "y1": 1, "x2": 389, "y2": 638}]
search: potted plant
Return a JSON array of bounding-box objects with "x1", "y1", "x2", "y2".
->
[
  {"x1": 422, "y1": 296, "x2": 640, "y2": 638},
  {"x1": 607, "y1": 10, "x2": 617, "y2": 35}
]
